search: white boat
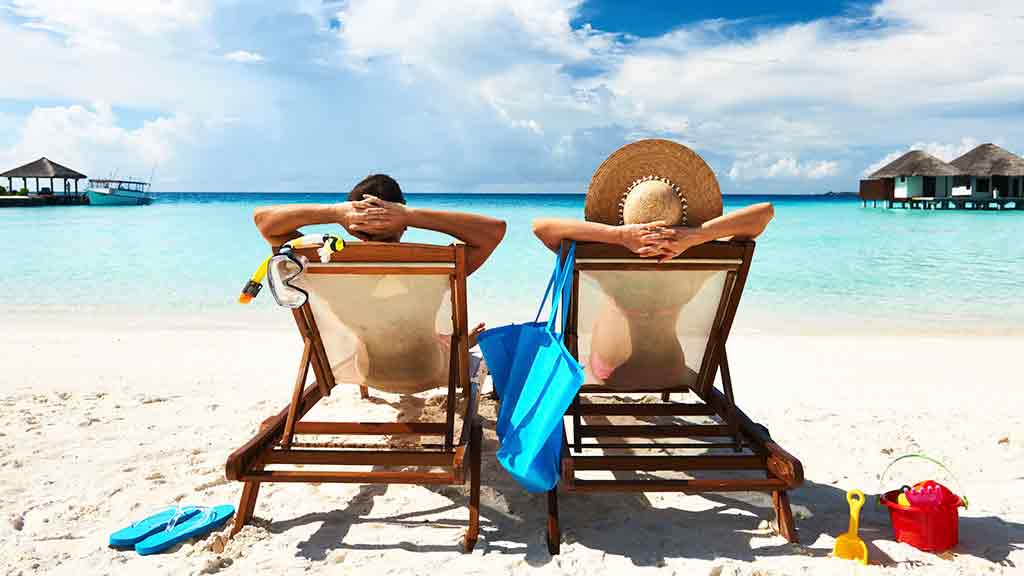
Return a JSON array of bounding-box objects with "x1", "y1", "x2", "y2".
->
[{"x1": 87, "y1": 179, "x2": 153, "y2": 206}]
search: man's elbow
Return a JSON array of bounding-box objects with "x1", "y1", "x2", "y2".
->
[
  {"x1": 494, "y1": 219, "x2": 507, "y2": 244},
  {"x1": 253, "y1": 207, "x2": 276, "y2": 241},
  {"x1": 481, "y1": 219, "x2": 507, "y2": 257},
  {"x1": 253, "y1": 207, "x2": 268, "y2": 230}
]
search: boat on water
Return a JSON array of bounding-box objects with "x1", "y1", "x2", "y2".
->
[{"x1": 87, "y1": 179, "x2": 153, "y2": 206}]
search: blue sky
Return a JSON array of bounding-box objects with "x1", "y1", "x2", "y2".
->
[
  {"x1": 576, "y1": 0, "x2": 859, "y2": 37},
  {"x1": 1, "y1": 1, "x2": 1022, "y2": 193}
]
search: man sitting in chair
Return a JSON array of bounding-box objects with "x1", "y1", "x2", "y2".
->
[{"x1": 253, "y1": 174, "x2": 505, "y2": 393}]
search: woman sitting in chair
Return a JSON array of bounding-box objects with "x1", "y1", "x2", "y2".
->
[{"x1": 531, "y1": 139, "x2": 774, "y2": 390}]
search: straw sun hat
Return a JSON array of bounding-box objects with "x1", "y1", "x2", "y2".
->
[{"x1": 584, "y1": 139, "x2": 722, "y2": 227}]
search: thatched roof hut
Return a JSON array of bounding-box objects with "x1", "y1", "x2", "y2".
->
[
  {"x1": 0, "y1": 157, "x2": 87, "y2": 195},
  {"x1": 867, "y1": 150, "x2": 961, "y2": 179},
  {"x1": 0, "y1": 157, "x2": 87, "y2": 179},
  {"x1": 950, "y1": 143, "x2": 1024, "y2": 177}
]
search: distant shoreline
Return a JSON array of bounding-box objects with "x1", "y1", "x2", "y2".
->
[
  {"x1": 5, "y1": 305, "x2": 1023, "y2": 338},
  {"x1": 148, "y1": 191, "x2": 862, "y2": 199}
]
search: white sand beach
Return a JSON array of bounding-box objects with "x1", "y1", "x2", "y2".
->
[{"x1": 1, "y1": 316, "x2": 1022, "y2": 575}]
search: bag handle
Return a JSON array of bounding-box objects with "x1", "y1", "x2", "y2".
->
[
  {"x1": 877, "y1": 453, "x2": 968, "y2": 508},
  {"x1": 533, "y1": 249, "x2": 564, "y2": 323},
  {"x1": 546, "y1": 242, "x2": 576, "y2": 338}
]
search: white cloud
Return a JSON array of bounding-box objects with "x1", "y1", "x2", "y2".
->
[
  {"x1": 0, "y1": 104, "x2": 196, "y2": 184},
  {"x1": 729, "y1": 156, "x2": 839, "y2": 181},
  {"x1": 611, "y1": 2, "x2": 1024, "y2": 117},
  {"x1": 332, "y1": 0, "x2": 622, "y2": 136},
  {"x1": 335, "y1": 0, "x2": 615, "y2": 74},
  {"x1": 320, "y1": 0, "x2": 1024, "y2": 191},
  {"x1": 805, "y1": 160, "x2": 840, "y2": 180},
  {"x1": 0, "y1": 14, "x2": 277, "y2": 125},
  {"x1": 3, "y1": 0, "x2": 1024, "y2": 192},
  {"x1": 10, "y1": 0, "x2": 211, "y2": 49},
  {"x1": 225, "y1": 50, "x2": 265, "y2": 63}
]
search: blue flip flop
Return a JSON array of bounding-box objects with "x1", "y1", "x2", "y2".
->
[
  {"x1": 134, "y1": 505, "x2": 235, "y2": 556},
  {"x1": 109, "y1": 506, "x2": 202, "y2": 548}
]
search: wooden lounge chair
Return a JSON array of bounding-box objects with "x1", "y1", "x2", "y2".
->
[
  {"x1": 545, "y1": 239, "x2": 803, "y2": 554},
  {"x1": 225, "y1": 242, "x2": 482, "y2": 551}
]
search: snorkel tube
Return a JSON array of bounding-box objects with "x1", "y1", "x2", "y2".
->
[
  {"x1": 238, "y1": 234, "x2": 344, "y2": 304},
  {"x1": 238, "y1": 258, "x2": 270, "y2": 303}
]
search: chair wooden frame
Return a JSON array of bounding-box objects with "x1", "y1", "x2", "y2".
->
[
  {"x1": 225, "y1": 242, "x2": 482, "y2": 551},
  {"x1": 545, "y1": 239, "x2": 803, "y2": 554}
]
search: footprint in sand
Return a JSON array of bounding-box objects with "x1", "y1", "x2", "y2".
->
[
  {"x1": 139, "y1": 396, "x2": 169, "y2": 405},
  {"x1": 194, "y1": 477, "x2": 229, "y2": 492}
]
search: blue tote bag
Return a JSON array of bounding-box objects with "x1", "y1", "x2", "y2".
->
[
  {"x1": 477, "y1": 247, "x2": 563, "y2": 438},
  {"x1": 494, "y1": 243, "x2": 584, "y2": 492}
]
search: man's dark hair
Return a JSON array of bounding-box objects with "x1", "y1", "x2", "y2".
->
[{"x1": 348, "y1": 174, "x2": 405, "y2": 204}]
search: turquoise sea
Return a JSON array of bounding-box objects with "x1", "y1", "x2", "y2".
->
[{"x1": 3, "y1": 193, "x2": 1023, "y2": 334}]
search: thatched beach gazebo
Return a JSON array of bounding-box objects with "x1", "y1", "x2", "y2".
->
[
  {"x1": 0, "y1": 157, "x2": 88, "y2": 196},
  {"x1": 860, "y1": 150, "x2": 961, "y2": 205},
  {"x1": 949, "y1": 143, "x2": 1024, "y2": 199}
]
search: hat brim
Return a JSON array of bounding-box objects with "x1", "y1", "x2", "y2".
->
[{"x1": 585, "y1": 139, "x2": 722, "y2": 226}]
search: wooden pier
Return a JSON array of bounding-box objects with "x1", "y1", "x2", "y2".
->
[
  {"x1": 0, "y1": 194, "x2": 89, "y2": 208},
  {"x1": 865, "y1": 196, "x2": 1023, "y2": 210}
]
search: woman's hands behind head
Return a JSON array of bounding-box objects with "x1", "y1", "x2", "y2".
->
[
  {"x1": 641, "y1": 226, "x2": 710, "y2": 262},
  {"x1": 617, "y1": 221, "x2": 668, "y2": 257}
]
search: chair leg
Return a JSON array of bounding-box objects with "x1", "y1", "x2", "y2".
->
[
  {"x1": 359, "y1": 385, "x2": 369, "y2": 399},
  {"x1": 772, "y1": 490, "x2": 799, "y2": 543},
  {"x1": 231, "y1": 481, "x2": 261, "y2": 537},
  {"x1": 463, "y1": 421, "x2": 482, "y2": 552},
  {"x1": 546, "y1": 488, "x2": 560, "y2": 555}
]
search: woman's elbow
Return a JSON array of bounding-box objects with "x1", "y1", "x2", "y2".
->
[
  {"x1": 751, "y1": 203, "x2": 774, "y2": 237},
  {"x1": 531, "y1": 219, "x2": 563, "y2": 251},
  {"x1": 531, "y1": 218, "x2": 555, "y2": 241}
]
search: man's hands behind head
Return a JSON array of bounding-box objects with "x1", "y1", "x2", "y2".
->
[{"x1": 345, "y1": 195, "x2": 409, "y2": 241}]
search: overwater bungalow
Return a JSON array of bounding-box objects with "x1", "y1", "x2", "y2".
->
[
  {"x1": 859, "y1": 150, "x2": 961, "y2": 208},
  {"x1": 949, "y1": 143, "x2": 1024, "y2": 200},
  {"x1": 0, "y1": 157, "x2": 89, "y2": 206},
  {"x1": 859, "y1": 145, "x2": 1024, "y2": 210}
]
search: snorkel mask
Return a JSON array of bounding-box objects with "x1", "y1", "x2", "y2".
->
[
  {"x1": 238, "y1": 234, "x2": 344, "y2": 308},
  {"x1": 266, "y1": 248, "x2": 309, "y2": 309}
]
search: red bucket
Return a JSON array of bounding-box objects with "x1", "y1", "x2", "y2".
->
[
  {"x1": 880, "y1": 489, "x2": 961, "y2": 552},
  {"x1": 878, "y1": 455, "x2": 968, "y2": 553}
]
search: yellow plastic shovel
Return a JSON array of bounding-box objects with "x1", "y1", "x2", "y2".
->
[{"x1": 833, "y1": 490, "x2": 868, "y2": 564}]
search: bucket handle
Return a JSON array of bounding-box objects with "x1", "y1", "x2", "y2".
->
[{"x1": 877, "y1": 454, "x2": 968, "y2": 509}]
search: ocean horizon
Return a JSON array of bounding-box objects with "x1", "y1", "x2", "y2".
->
[{"x1": 4, "y1": 192, "x2": 1023, "y2": 336}]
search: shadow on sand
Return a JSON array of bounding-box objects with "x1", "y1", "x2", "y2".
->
[{"x1": 263, "y1": 396, "x2": 1022, "y2": 569}]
